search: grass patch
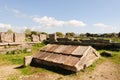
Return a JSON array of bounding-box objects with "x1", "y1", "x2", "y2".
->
[
  {"x1": 20, "y1": 65, "x2": 48, "y2": 75},
  {"x1": 32, "y1": 42, "x2": 45, "y2": 53},
  {"x1": 0, "y1": 53, "x2": 32, "y2": 65},
  {"x1": 98, "y1": 49, "x2": 120, "y2": 64},
  {"x1": 110, "y1": 51, "x2": 120, "y2": 64},
  {"x1": 87, "y1": 57, "x2": 104, "y2": 72},
  {"x1": 0, "y1": 42, "x2": 45, "y2": 65}
]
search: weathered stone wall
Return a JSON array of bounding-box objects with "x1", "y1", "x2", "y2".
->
[
  {"x1": 14, "y1": 33, "x2": 25, "y2": 42},
  {"x1": 49, "y1": 34, "x2": 57, "y2": 42},
  {"x1": 0, "y1": 32, "x2": 13, "y2": 43},
  {"x1": 31, "y1": 35, "x2": 40, "y2": 42},
  {"x1": 39, "y1": 34, "x2": 47, "y2": 42}
]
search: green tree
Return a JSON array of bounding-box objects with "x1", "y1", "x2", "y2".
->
[
  {"x1": 86, "y1": 33, "x2": 91, "y2": 37},
  {"x1": 41, "y1": 32, "x2": 47, "y2": 34},
  {"x1": 6, "y1": 29, "x2": 14, "y2": 33},
  {"x1": 56, "y1": 32, "x2": 64, "y2": 38},
  {"x1": 25, "y1": 29, "x2": 31, "y2": 36},
  {"x1": 65, "y1": 32, "x2": 75, "y2": 38},
  {"x1": 31, "y1": 31, "x2": 37, "y2": 35},
  {"x1": 109, "y1": 33, "x2": 117, "y2": 37}
]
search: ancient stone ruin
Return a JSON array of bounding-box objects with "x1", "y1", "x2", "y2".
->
[
  {"x1": 31, "y1": 44, "x2": 100, "y2": 72},
  {"x1": 14, "y1": 33, "x2": 25, "y2": 42},
  {"x1": 39, "y1": 34, "x2": 47, "y2": 42},
  {"x1": 0, "y1": 32, "x2": 47, "y2": 54},
  {"x1": 48, "y1": 33, "x2": 120, "y2": 49},
  {"x1": 31, "y1": 34, "x2": 40, "y2": 42},
  {"x1": 0, "y1": 32, "x2": 14, "y2": 43},
  {"x1": 49, "y1": 34, "x2": 57, "y2": 42},
  {"x1": 0, "y1": 32, "x2": 47, "y2": 43}
]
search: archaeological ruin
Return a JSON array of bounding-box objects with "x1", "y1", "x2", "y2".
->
[
  {"x1": 0, "y1": 32, "x2": 47, "y2": 54},
  {"x1": 31, "y1": 44, "x2": 100, "y2": 72}
]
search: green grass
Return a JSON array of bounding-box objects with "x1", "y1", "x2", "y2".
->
[
  {"x1": 32, "y1": 42, "x2": 45, "y2": 53},
  {"x1": 0, "y1": 52, "x2": 31, "y2": 65},
  {"x1": 20, "y1": 65, "x2": 49, "y2": 75},
  {"x1": 104, "y1": 37, "x2": 120, "y2": 42},
  {"x1": 110, "y1": 51, "x2": 120, "y2": 64},
  {"x1": 87, "y1": 57, "x2": 104, "y2": 72},
  {"x1": 0, "y1": 42, "x2": 45, "y2": 65},
  {"x1": 98, "y1": 49, "x2": 120, "y2": 64}
]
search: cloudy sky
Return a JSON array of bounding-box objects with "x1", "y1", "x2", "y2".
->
[{"x1": 0, "y1": 0, "x2": 120, "y2": 33}]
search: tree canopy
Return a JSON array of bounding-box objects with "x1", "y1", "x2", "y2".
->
[
  {"x1": 56, "y1": 32, "x2": 64, "y2": 38},
  {"x1": 65, "y1": 32, "x2": 75, "y2": 38}
]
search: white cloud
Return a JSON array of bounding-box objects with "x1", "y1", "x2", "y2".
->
[
  {"x1": 0, "y1": 23, "x2": 29, "y2": 32},
  {"x1": 93, "y1": 23, "x2": 110, "y2": 28},
  {"x1": 33, "y1": 16, "x2": 86, "y2": 28},
  {"x1": 0, "y1": 23, "x2": 12, "y2": 29},
  {"x1": 65, "y1": 20, "x2": 86, "y2": 27}
]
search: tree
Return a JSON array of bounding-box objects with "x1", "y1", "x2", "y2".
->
[
  {"x1": 56, "y1": 32, "x2": 64, "y2": 38},
  {"x1": 109, "y1": 33, "x2": 117, "y2": 37},
  {"x1": 31, "y1": 31, "x2": 37, "y2": 35},
  {"x1": 65, "y1": 32, "x2": 75, "y2": 38},
  {"x1": 25, "y1": 29, "x2": 31, "y2": 36},
  {"x1": 86, "y1": 33, "x2": 91, "y2": 37},
  {"x1": 6, "y1": 29, "x2": 14, "y2": 33},
  {"x1": 41, "y1": 32, "x2": 47, "y2": 34}
]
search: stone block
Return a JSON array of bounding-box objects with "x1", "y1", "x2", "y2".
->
[
  {"x1": 0, "y1": 32, "x2": 13, "y2": 43},
  {"x1": 31, "y1": 35, "x2": 39, "y2": 42},
  {"x1": 101, "y1": 51, "x2": 112, "y2": 57},
  {"x1": 14, "y1": 33, "x2": 25, "y2": 42},
  {"x1": 24, "y1": 56, "x2": 33, "y2": 66},
  {"x1": 39, "y1": 34, "x2": 47, "y2": 42},
  {"x1": 49, "y1": 34, "x2": 57, "y2": 42}
]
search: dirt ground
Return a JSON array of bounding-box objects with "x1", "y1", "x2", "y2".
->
[
  {"x1": 80, "y1": 61, "x2": 120, "y2": 80},
  {"x1": 0, "y1": 60, "x2": 120, "y2": 80},
  {"x1": 0, "y1": 65, "x2": 20, "y2": 80},
  {"x1": 21, "y1": 60, "x2": 120, "y2": 80}
]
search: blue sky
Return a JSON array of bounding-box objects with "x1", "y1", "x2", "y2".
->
[{"x1": 0, "y1": 0, "x2": 120, "y2": 33}]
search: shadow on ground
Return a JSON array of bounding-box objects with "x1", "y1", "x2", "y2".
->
[{"x1": 30, "y1": 62, "x2": 75, "y2": 75}]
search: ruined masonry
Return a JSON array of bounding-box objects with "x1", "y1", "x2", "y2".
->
[
  {"x1": 32, "y1": 35, "x2": 40, "y2": 42},
  {"x1": 32, "y1": 44, "x2": 100, "y2": 72},
  {"x1": 0, "y1": 32, "x2": 14, "y2": 43},
  {"x1": 39, "y1": 34, "x2": 47, "y2": 42},
  {"x1": 14, "y1": 33, "x2": 25, "y2": 42}
]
